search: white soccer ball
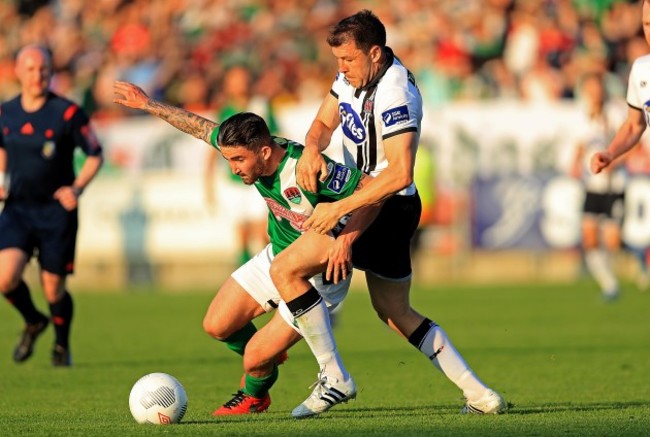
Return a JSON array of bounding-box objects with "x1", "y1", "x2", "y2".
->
[{"x1": 129, "y1": 372, "x2": 188, "y2": 425}]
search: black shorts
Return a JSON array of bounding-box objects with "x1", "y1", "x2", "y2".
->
[
  {"x1": 352, "y1": 192, "x2": 421, "y2": 280},
  {"x1": 583, "y1": 191, "x2": 624, "y2": 221},
  {"x1": 0, "y1": 201, "x2": 78, "y2": 275}
]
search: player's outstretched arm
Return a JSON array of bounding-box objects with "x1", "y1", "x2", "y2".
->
[
  {"x1": 112, "y1": 80, "x2": 218, "y2": 145},
  {"x1": 591, "y1": 106, "x2": 646, "y2": 174}
]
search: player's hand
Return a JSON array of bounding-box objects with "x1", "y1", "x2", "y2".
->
[
  {"x1": 591, "y1": 151, "x2": 613, "y2": 174},
  {"x1": 296, "y1": 146, "x2": 328, "y2": 193},
  {"x1": 326, "y1": 238, "x2": 353, "y2": 284},
  {"x1": 0, "y1": 186, "x2": 6, "y2": 202},
  {"x1": 303, "y1": 202, "x2": 342, "y2": 235},
  {"x1": 112, "y1": 81, "x2": 150, "y2": 110},
  {"x1": 53, "y1": 186, "x2": 80, "y2": 211}
]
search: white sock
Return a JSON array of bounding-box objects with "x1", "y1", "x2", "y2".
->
[
  {"x1": 418, "y1": 324, "x2": 488, "y2": 401},
  {"x1": 294, "y1": 298, "x2": 349, "y2": 381},
  {"x1": 585, "y1": 249, "x2": 618, "y2": 295}
]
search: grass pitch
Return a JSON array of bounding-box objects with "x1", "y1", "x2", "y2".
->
[{"x1": 0, "y1": 280, "x2": 648, "y2": 436}]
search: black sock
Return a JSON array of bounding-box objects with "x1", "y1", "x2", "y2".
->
[
  {"x1": 3, "y1": 281, "x2": 46, "y2": 324},
  {"x1": 285, "y1": 287, "x2": 322, "y2": 318},
  {"x1": 49, "y1": 291, "x2": 74, "y2": 349},
  {"x1": 408, "y1": 318, "x2": 437, "y2": 349}
]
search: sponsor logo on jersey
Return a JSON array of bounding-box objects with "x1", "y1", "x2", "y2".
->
[
  {"x1": 284, "y1": 186, "x2": 302, "y2": 204},
  {"x1": 327, "y1": 162, "x2": 352, "y2": 194},
  {"x1": 20, "y1": 122, "x2": 34, "y2": 135},
  {"x1": 264, "y1": 197, "x2": 308, "y2": 231},
  {"x1": 42, "y1": 141, "x2": 56, "y2": 158},
  {"x1": 339, "y1": 103, "x2": 366, "y2": 144},
  {"x1": 642, "y1": 81, "x2": 647, "y2": 88},
  {"x1": 382, "y1": 105, "x2": 410, "y2": 127}
]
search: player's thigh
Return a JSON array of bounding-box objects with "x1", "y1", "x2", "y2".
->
[
  {"x1": 244, "y1": 312, "x2": 302, "y2": 372},
  {"x1": 203, "y1": 275, "x2": 267, "y2": 339},
  {"x1": 601, "y1": 221, "x2": 621, "y2": 250},
  {"x1": 37, "y1": 204, "x2": 78, "y2": 276},
  {"x1": 0, "y1": 207, "x2": 32, "y2": 291},
  {"x1": 271, "y1": 230, "x2": 332, "y2": 278},
  {"x1": 581, "y1": 215, "x2": 599, "y2": 248},
  {"x1": 0, "y1": 248, "x2": 30, "y2": 292}
]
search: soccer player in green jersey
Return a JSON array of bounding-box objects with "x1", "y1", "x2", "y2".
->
[{"x1": 113, "y1": 81, "x2": 377, "y2": 416}]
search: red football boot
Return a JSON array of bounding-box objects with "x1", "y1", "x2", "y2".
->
[{"x1": 212, "y1": 390, "x2": 271, "y2": 416}]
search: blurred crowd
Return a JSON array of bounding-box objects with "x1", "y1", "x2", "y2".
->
[{"x1": 0, "y1": 0, "x2": 648, "y2": 118}]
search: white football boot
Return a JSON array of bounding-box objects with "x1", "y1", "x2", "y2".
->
[
  {"x1": 461, "y1": 389, "x2": 507, "y2": 414},
  {"x1": 292, "y1": 372, "x2": 357, "y2": 418}
]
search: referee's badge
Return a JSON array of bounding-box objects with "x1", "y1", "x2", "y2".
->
[
  {"x1": 284, "y1": 187, "x2": 302, "y2": 204},
  {"x1": 42, "y1": 141, "x2": 56, "y2": 158}
]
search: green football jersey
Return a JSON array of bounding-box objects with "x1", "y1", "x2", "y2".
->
[{"x1": 210, "y1": 134, "x2": 362, "y2": 255}]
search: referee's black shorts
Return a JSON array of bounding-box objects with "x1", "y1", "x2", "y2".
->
[
  {"x1": 0, "y1": 201, "x2": 78, "y2": 275},
  {"x1": 352, "y1": 191, "x2": 421, "y2": 281}
]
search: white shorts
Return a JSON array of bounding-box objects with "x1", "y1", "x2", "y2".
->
[
  {"x1": 219, "y1": 179, "x2": 267, "y2": 221},
  {"x1": 231, "y1": 244, "x2": 351, "y2": 332}
]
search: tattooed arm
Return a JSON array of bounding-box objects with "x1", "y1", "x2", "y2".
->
[{"x1": 113, "y1": 81, "x2": 217, "y2": 144}]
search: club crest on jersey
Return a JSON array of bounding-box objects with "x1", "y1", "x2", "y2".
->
[
  {"x1": 339, "y1": 103, "x2": 366, "y2": 144},
  {"x1": 42, "y1": 141, "x2": 56, "y2": 158},
  {"x1": 283, "y1": 187, "x2": 302, "y2": 204},
  {"x1": 382, "y1": 105, "x2": 410, "y2": 127},
  {"x1": 327, "y1": 162, "x2": 352, "y2": 194}
]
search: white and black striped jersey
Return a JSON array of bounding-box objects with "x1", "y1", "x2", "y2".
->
[
  {"x1": 330, "y1": 47, "x2": 422, "y2": 196},
  {"x1": 627, "y1": 53, "x2": 650, "y2": 126}
]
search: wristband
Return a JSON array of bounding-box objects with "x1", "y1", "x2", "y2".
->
[
  {"x1": 72, "y1": 186, "x2": 84, "y2": 197},
  {"x1": 0, "y1": 171, "x2": 5, "y2": 186}
]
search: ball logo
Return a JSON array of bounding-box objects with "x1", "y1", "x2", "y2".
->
[
  {"x1": 158, "y1": 413, "x2": 172, "y2": 424},
  {"x1": 339, "y1": 103, "x2": 365, "y2": 144}
]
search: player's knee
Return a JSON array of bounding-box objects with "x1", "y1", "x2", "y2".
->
[
  {"x1": 202, "y1": 315, "x2": 230, "y2": 341},
  {"x1": 0, "y1": 276, "x2": 21, "y2": 294},
  {"x1": 269, "y1": 257, "x2": 290, "y2": 288}
]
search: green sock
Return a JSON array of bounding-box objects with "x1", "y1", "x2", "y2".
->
[
  {"x1": 223, "y1": 322, "x2": 257, "y2": 356},
  {"x1": 242, "y1": 365, "x2": 278, "y2": 398}
]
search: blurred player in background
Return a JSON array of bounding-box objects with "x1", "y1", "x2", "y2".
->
[
  {"x1": 571, "y1": 72, "x2": 627, "y2": 301},
  {"x1": 0, "y1": 45, "x2": 103, "y2": 366},
  {"x1": 204, "y1": 66, "x2": 272, "y2": 265},
  {"x1": 113, "y1": 81, "x2": 379, "y2": 416},
  {"x1": 287, "y1": 10, "x2": 506, "y2": 416},
  {"x1": 592, "y1": 0, "x2": 650, "y2": 293},
  {"x1": 592, "y1": 0, "x2": 650, "y2": 173}
]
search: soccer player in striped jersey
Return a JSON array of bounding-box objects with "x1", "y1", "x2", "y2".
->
[
  {"x1": 289, "y1": 10, "x2": 506, "y2": 415},
  {"x1": 592, "y1": 0, "x2": 650, "y2": 173},
  {"x1": 113, "y1": 81, "x2": 379, "y2": 416},
  {"x1": 0, "y1": 45, "x2": 103, "y2": 367}
]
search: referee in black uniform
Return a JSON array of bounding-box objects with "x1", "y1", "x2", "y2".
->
[{"x1": 0, "y1": 45, "x2": 103, "y2": 366}]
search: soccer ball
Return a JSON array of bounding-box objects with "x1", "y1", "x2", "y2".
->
[{"x1": 129, "y1": 373, "x2": 188, "y2": 425}]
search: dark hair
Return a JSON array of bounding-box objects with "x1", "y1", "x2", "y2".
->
[
  {"x1": 217, "y1": 112, "x2": 271, "y2": 151},
  {"x1": 326, "y1": 9, "x2": 386, "y2": 53}
]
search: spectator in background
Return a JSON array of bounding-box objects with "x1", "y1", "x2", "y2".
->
[
  {"x1": 0, "y1": 45, "x2": 103, "y2": 366},
  {"x1": 204, "y1": 66, "x2": 272, "y2": 265},
  {"x1": 571, "y1": 72, "x2": 627, "y2": 301}
]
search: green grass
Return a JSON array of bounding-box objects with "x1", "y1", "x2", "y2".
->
[{"x1": 0, "y1": 280, "x2": 648, "y2": 436}]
